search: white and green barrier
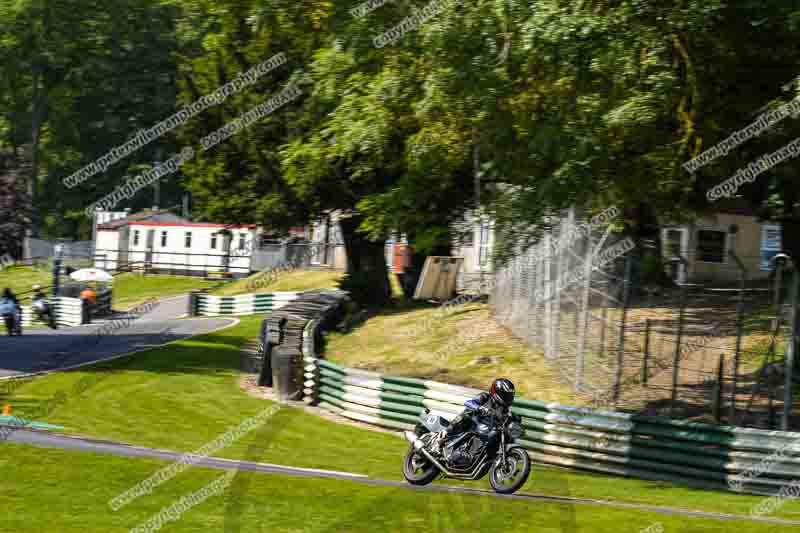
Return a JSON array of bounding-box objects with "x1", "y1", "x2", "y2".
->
[
  {"x1": 303, "y1": 356, "x2": 800, "y2": 496},
  {"x1": 195, "y1": 292, "x2": 301, "y2": 316},
  {"x1": 20, "y1": 297, "x2": 84, "y2": 328}
]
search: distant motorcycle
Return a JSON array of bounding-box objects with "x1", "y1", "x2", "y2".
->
[
  {"x1": 0, "y1": 298, "x2": 22, "y2": 336},
  {"x1": 402, "y1": 407, "x2": 531, "y2": 494},
  {"x1": 32, "y1": 296, "x2": 57, "y2": 329}
]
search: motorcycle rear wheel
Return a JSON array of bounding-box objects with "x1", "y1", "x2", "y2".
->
[
  {"x1": 489, "y1": 448, "x2": 531, "y2": 494},
  {"x1": 403, "y1": 447, "x2": 439, "y2": 485}
]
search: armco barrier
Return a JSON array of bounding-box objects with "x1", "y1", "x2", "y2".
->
[
  {"x1": 303, "y1": 356, "x2": 800, "y2": 496},
  {"x1": 195, "y1": 292, "x2": 301, "y2": 316}
]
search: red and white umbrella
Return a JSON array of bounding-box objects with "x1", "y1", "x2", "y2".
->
[{"x1": 68, "y1": 268, "x2": 113, "y2": 283}]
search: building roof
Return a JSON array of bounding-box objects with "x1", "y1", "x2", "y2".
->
[
  {"x1": 96, "y1": 209, "x2": 190, "y2": 230},
  {"x1": 128, "y1": 222, "x2": 256, "y2": 229}
]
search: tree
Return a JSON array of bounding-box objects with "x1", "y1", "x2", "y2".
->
[{"x1": 0, "y1": 146, "x2": 33, "y2": 258}]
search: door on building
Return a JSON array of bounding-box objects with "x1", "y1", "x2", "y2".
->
[
  {"x1": 145, "y1": 229, "x2": 155, "y2": 270},
  {"x1": 663, "y1": 228, "x2": 688, "y2": 283}
]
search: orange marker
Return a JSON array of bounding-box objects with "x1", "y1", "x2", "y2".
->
[{"x1": 2, "y1": 404, "x2": 10, "y2": 416}]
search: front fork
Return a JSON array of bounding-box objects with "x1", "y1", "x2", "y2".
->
[{"x1": 499, "y1": 432, "x2": 507, "y2": 467}]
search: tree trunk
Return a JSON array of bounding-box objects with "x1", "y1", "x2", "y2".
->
[
  {"x1": 780, "y1": 180, "x2": 800, "y2": 264},
  {"x1": 338, "y1": 214, "x2": 391, "y2": 306},
  {"x1": 781, "y1": 218, "x2": 800, "y2": 266},
  {"x1": 27, "y1": 5, "x2": 50, "y2": 249}
]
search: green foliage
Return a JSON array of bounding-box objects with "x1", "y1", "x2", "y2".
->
[{"x1": 337, "y1": 269, "x2": 391, "y2": 308}]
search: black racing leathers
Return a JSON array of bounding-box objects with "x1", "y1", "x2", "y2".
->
[{"x1": 445, "y1": 392, "x2": 505, "y2": 436}]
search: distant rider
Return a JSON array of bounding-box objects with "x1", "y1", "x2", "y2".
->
[
  {"x1": 1, "y1": 288, "x2": 21, "y2": 336},
  {"x1": 31, "y1": 285, "x2": 57, "y2": 329}
]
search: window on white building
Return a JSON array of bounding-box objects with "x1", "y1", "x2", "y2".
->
[
  {"x1": 160, "y1": 231, "x2": 168, "y2": 247},
  {"x1": 185, "y1": 232, "x2": 192, "y2": 248},
  {"x1": 696, "y1": 230, "x2": 726, "y2": 263},
  {"x1": 238, "y1": 234, "x2": 247, "y2": 250},
  {"x1": 477, "y1": 218, "x2": 491, "y2": 268},
  {"x1": 132, "y1": 230, "x2": 140, "y2": 246},
  {"x1": 210, "y1": 234, "x2": 217, "y2": 250}
]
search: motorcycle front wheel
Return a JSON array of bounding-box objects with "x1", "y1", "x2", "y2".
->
[
  {"x1": 402, "y1": 447, "x2": 439, "y2": 486},
  {"x1": 489, "y1": 447, "x2": 531, "y2": 494}
]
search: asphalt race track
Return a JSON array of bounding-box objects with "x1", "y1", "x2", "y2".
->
[{"x1": 0, "y1": 295, "x2": 235, "y2": 378}]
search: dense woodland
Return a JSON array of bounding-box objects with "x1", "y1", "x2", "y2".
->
[{"x1": 1, "y1": 0, "x2": 799, "y2": 303}]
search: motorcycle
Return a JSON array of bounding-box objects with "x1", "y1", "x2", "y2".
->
[
  {"x1": 0, "y1": 299, "x2": 22, "y2": 336},
  {"x1": 402, "y1": 406, "x2": 531, "y2": 494},
  {"x1": 32, "y1": 297, "x2": 57, "y2": 329}
]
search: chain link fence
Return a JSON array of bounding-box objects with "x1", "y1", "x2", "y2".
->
[{"x1": 490, "y1": 211, "x2": 799, "y2": 429}]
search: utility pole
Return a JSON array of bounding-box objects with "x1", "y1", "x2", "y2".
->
[
  {"x1": 52, "y1": 243, "x2": 63, "y2": 297},
  {"x1": 782, "y1": 262, "x2": 799, "y2": 431}
]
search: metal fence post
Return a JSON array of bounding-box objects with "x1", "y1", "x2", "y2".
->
[
  {"x1": 728, "y1": 250, "x2": 747, "y2": 425},
  {"x1": 613, "y1": 254, "x2": 633, "y2": 406},
  {"x1": 713, "y1": 355, "x2": 724, "y2": 423},
  {"x1": 543, "y1": 232, "x2": 553, "y2": 359},
  {"x1": 782, "y1": 265, "x2": 799, "y2": 431},
  {"x1": 576, "y1": 232, "x2": 594, "y2": 389},
  {"x1": 642, "y1": 319, "x2": 651, "y2": 386},
  {"x1": 670, "y1": 255, "x2": 689, "y2": 415}
]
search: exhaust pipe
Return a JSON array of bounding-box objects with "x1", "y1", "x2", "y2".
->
[{"x1": 403, "y1": 431, "x2": 456, "y2": 477}]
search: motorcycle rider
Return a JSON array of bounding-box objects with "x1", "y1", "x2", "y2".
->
[
  {"x1": 31, "y1": 285, "x2": 57, "y2": 329},
  {"x1": 1, "y1": 287, "x2": 21, "y2": 336},
  {"x1": 432, "y1": 378, "x2": 515, "y2": 454}
]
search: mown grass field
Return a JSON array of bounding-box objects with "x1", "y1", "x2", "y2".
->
[
  {"x1": 3, "y1": 313, "x2": 799, "y2": 530},
  {"x1": 325, "y1": 301, "x2": 580, "y2": 405},
  {"x1": 6, "y1": 441, "x2": 792, "y2": 533},
  {"x1": 0, "y1": 264, "x2": 51, "y2": 299},
  {"x1": 0, "y1": 265, "x2": 219, "y2": 309},
  {"x1": 210, "y1": 269, "x2": 345, "y2": 295},
  {"x1": 109, "y1": 272, "x2": 219, "y2": 309}
]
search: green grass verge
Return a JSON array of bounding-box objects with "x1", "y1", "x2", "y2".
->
[
  {"x1": 3, "y1": 315, "x2": 800, "y2": 523},
  {"x1": 109, "y1": 273, "x2": 220, "y2": 309},
  {"x1": 210, "y1": 269, "x2": 345, "y2": 296},
  {"x1": 2, "y1": 442, "x2": 796, "y2": 533},
  {"x1": 324, "y1": 301, "x2": 579, "y2": 405},
  {"x1": 0, "y1": 265, "x2": 52, "y2": 300},
  {"x1": 0, "y1": 265, "x2": 219, "y2": 310}
]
